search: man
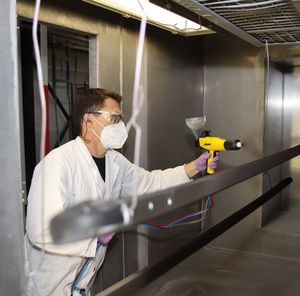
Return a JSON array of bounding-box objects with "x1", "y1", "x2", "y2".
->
[{"x1": 25, "y1": 88, "x2": 219, "y2": 295}]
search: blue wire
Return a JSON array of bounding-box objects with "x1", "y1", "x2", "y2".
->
[
  {"x1": 143, "y1": 224, "x2": 162, "y2": 230},
  {"x1": 143, "y1": 208, "x2": 209, "y2": 230},
  {"x1": 165, "y1": 210, "x2": 208, "y2": 227},
  {"x1": 207, "y1": 195, "x2": 211, "y2": 206},
  {"x1": 71, "y1": 259, "x2": 92, "y2": 294},
  {"x1": 71, "y1": 242, "x2": 101, "y2": 294}
]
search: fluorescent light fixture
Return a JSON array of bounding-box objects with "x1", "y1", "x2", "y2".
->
[{"x1": 83, "y1": 0, "x2": 214, "y2": 36}]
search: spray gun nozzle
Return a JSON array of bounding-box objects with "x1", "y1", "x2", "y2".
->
[{"x1": 185, "y1": 116, "x2": 207, "y2": 139}]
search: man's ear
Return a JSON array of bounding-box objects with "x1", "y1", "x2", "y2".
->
[{"x1": 83, "y1": 113, "x2": 91, "y2": 123}]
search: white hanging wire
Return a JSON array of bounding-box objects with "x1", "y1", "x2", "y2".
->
[
  {"x1": 119, "y1": 18, "x2": 124, "y2": 98},
  {"x1": 119, "y1": 17, "x2": 128, "y2": 280},
  {"x1": 126, "y1": 1, "x2": 148, "y2": 213},
  {"x1": 33, "y1": 2, "x2": 47, "y2": 161},
  {"x1": 27, "y1": 0, "x2": 47, "y2": 293}
]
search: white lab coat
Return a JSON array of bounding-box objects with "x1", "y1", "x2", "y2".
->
[{"x1": 25, "y1": 136, "x2": 190, "y2": 295}]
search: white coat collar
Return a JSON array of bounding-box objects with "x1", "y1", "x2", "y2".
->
[
  {"x1": 104, "y1": 150, "x2": 120, "y2": 199},
  {"x1": 74, "y1": 136, "x2": 95, "y2": 165}
]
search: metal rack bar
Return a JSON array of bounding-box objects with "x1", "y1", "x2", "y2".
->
[
  {"x1": 127, "y1": 145, "x2": 300, "y2": 227},
  {"x1": 51, "y1": 145, "x2": 300, "y2": 243},
  {"x1": 97, "y1": 177, "x2": 293, "y2": 296}
]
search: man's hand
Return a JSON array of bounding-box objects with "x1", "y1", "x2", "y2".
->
[
  {"x1": 195, "y1": 151, "x2": 219, "y2": 172},
  {"x1": 208, "y1": 152, "x2": 220, "y2": 170},
  {"x1": 194, "y1": 152, "x2": 210, "y2": 172},
  {"x1": 185, "y1": 151, "x2": 220, "y2": 178}
]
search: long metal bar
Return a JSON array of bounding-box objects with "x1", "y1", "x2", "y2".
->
[
  {"x1": 51, "y1": 145, "x2": 300, "y2": 243},
  {"x1": 97, "y1": 177, "x2": 292, "y2": 296},
  {"x1": 127, "y1": 145, "x2": 300, "y2": 227}
]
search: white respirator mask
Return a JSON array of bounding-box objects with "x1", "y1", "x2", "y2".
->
[{"x1": 91, "y1": 116, "x2": 128, "y2": 149}]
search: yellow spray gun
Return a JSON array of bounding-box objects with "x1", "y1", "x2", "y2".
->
[{"x1": 186, "y1": 116, "x2": 242, "y2": 174}]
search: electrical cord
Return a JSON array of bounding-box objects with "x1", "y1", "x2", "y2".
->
[
  {"x1": 143, "y1": 196, "x2": 213, "y2": 230},
  {"x1": 172, "y1": 215, "x2": 209, "y2": 227},
  {"x1": 70, "y1": 241, "x2": 101, "y2": 295},
  {"x1": 263, "y1": 171, "x2": 273, "y2": 189},
  {"x1": 145, "y1": 209, "x2": 209, "y2": 228}
]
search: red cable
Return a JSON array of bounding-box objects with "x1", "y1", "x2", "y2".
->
[{"x1": 146, "y1": 195, "x2": 215, "y2": 227}]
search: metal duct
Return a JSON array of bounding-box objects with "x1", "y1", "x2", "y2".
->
[{"x1": 172, "y1": 0, "x2": 300, "y2": 46}]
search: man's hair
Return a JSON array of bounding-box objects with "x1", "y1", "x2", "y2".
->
[{"x1": 72, "y1": 88, "x2": 122, "y2": 137}]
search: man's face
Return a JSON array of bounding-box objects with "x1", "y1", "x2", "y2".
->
[
  {"x1": 101, "y1": 98, "x2": 122, "y2": 122},
  {"x1": 90, "y1": 98, "x2": 122, "y2": 138}
]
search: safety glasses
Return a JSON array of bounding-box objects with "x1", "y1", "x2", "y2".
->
[{"x1": 87, "y1": 109, "x2": 123, "y2": 124}]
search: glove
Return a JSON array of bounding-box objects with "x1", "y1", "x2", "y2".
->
[
  {"x1": 194, "y1": 152, "x2": 220, "y2": 172},
  {"x1": 209, "y1": 152, "x2": 220, "y2": 169},
  {"x1": 98, "y1": 232, "x2": 115, "y2": 245}
]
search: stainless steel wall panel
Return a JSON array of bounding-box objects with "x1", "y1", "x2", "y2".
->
[
  {"x1": 147, "y1": 31, "x2": 204, "y2": 170},
  {"x1": 146, "y1": 28, "x2": 205, "y2": 265},
  {"x1": 262, "y1": 62, "x2": 284, "y2": 225},
  {"x1": 282, "y1": 66, "x2": 300, "y2": 210},
  {"x1": 203, "y1": 32, "x2": 265, "y2": 250}
]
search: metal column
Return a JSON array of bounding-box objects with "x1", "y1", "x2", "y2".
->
[{"x1": 0, "y1": 0, "x2": 25, "y2": 294}]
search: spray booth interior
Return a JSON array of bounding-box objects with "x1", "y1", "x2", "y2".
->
[{"x1": 2, "y1": 0, "x2": 300, "y2": 295}]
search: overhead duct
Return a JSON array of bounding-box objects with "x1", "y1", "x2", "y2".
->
[{"x1": 172, "y1": 0, "x2": 300, "y2": 46}]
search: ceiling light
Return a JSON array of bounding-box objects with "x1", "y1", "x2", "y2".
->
[{"x1": 83, "y1": 0, "x2": 214, "y2": 36}]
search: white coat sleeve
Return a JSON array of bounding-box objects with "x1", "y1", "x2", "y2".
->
[
  {"x1": 26, "y1": 153, "x2": 68, "y2": 246},
  {"x1": 119, "y1": 154, "x2": 191, "y2": 198},
  {"x1": 26, "y1": 151, "x2": 99, "y2": 257}
]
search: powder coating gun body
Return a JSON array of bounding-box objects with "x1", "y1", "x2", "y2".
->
[{"x1": 186, "y1": 116, "x2": 242, "y2": 174}]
